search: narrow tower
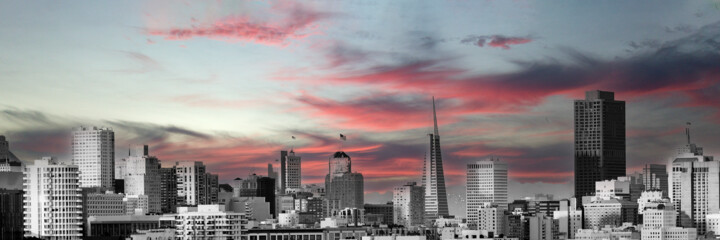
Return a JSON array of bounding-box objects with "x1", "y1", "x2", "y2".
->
[{"x1": 422, "y1": 97, "x2": 450, "y2": 222}]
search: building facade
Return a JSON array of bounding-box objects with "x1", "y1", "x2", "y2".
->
[
  {"x1": 325, "y1": 151, "x2": 364, "y2": 213},
  {"x1": 583, "y1": 199, "x2": 638, "y2": 229},
  {"x1": 393, "y1": 182, "x2": 425, "y2": 226},
  {"x1": 466, "y1": 159, "x2": 508, "y2": 228},
  {"x1": 72, "y1": 126, "x2": 115, "y2": 189},
  {"x1": 669, "y1": 133, "x2": 718, "y2": 234},
  {"x1": 23, "y1": 157, "x2": 83, "y2": 239},
  {"x1": 123, "y1": 145, "x2": 161, "y2": 213},
  {"x1": 423, "y1": 97, "x2": 450, "y2": 222},
  {"x1": 175, "y1": 161, "x2": 207, "y2": 206},
  {"x1": 643, "y1": 164, "x2": 668, "y2": 198},
  {"x1": 364, "y1": 203, "x2": 394, "y2": 225},
  {"x1": 574, "y1": 90, "x2": 626, "y2": 199},
  {"x1": 175, "y1": 205, "x2": 247, "y2": 239},
  {"x1": 159, "y1": 167, "x2": 177, "y2": 213}
]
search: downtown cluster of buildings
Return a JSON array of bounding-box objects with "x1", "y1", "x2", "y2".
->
[{"x1": 0, "y1": 91, "x2": 719, "y2": 240}]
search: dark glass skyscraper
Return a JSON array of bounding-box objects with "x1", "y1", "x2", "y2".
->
[
  {"x1": 574, "y1": 90, "x2": 626, "y2": 198},
  {"x1": 422, "y1": 97, "x2": 449, "y2": 221}
]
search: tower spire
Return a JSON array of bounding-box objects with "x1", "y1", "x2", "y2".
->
[
  {"x1": 433, "y1": 96, "x2": 439, "y2": 136},
  {"x1": 686, "y1": 122, "x2": 692, "y2": 145}
]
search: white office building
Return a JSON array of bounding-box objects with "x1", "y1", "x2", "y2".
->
[
  {"x1": 124, "y1": 195, "x2": 149, "y2": 215},
  {"x1": 175, "y1": 205, "x2": 247, "y2": 239},
  {"x1": 669, "y1": 130, "x2": 718, "y2": 234},
  {"x1": 72, "y1": 126, "x2": 115, "y2": 188},
  {"x1": 175, "y1": 161, "x2": 207, "y2": 206},
  {"x1": 123, "y1": 145, "x2": 161, "y2": 213},
  {"x1": 23, "y1": 157, "x2": 83, "y2": 239},
  {"x1": 393, "y1": 182, "x2": 425, "y2": 226},
  {"x1": 466, "y1": 158, "x2": 508, "y2": 229}
]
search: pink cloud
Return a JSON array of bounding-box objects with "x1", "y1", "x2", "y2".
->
[
  {"x1": 146, "y1": 1, "x2": 329, "y2": 45},
  {"x1": 461, "y1": 35, "x2": 534, "y2": 49}
]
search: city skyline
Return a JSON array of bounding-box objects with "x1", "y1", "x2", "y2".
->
[{"x1": 3, "y1": 1, "x2": 720, "y2": 219}]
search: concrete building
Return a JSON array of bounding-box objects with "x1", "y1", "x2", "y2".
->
[
  {"x1": 114, "y1": 158, "x2": 127, "y2": 180},
  {"x1": 297, "y1": 197, "x2": 326, "y2": 224},
  {"x1": 0, "y1": 189, "x2": 24, "y2": 240},
  {"x1": 477, "y1": 203, "x2": 504, "y2": 236},
  {"x1": 84, "y1": 191, "x2": 125, "y2": 216},
  {"x1": 159, "y1": 167, "x2": 177, "y2": 213},
  {"x1": 364, "y1": 203, "x2": 394, "y2": 225},
  {"x1": 643, "y1": 164, "x2": 668, "y2": 198},
  {"x1": 583, "y1": 198, "x2": 638, "y2": 229},
  {"x1": 325, "y1": 151, "x2": 364, "y2": 213},
  {"x1": 175, "y1": 205, "x2": 247, "y2": 239},
  {"x1": 669, "y1": 129, "x2": 717, "y2": 234},
  {"x1": 553, "y1": 198, "x2": 582, "y2": 239},
  {"x1": 706, "y1": 214, "x2": 720, "y2": 236},
  {"x1": 23, "y1": 157, "x2": 83, "y2": 239},
  {"x1": 72, "y1": 126, "x2": 115, "y2": 189},
  {"x1": 123, "y1": 145, "x2": 161, "y2": 213},
  {"x1": 574, "y1": 90, "x2": 626, "y2": 199},
  {"x1": 231, "y1": 174, "x2": 276, "y2": 217},
  {"x1": 467, "y1": 159, "x2": 508, "y2": 228},
  {"x1": 279, "y1": 210, "x2": 301, "y2": 227},
  {"x1": 205, "y1": 172, "x2": 219, "y2": 204},
  {"x1": 175, "y1": 161, "x2": 208, "y2": 206},
  {"x1": 641, "y1": 203, "x2": 676, "y2": 230},
  {"x1": 124, "y1": 195, "x2": 149, "y2": 215},
  {"x1": 573, "y1": 227, "x2": 638, "y2": 240},
  {"x1": 423, "y1": 97, "x2": 450, "y2": 222},
  {"x1": 527, "y1": 213, "x2": 556, "y2": 240},
  {"x1": 641, "y1": 227, "x2": 696, "y2": 240},
  {"x1": 394, "y1": 182, "x2": 425, "y2": 226},
  {"x1": 85, "y1": 215, "x2": 173, "y2": 238}
]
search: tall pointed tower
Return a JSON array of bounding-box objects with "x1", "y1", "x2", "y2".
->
[{"x1": 422, "y1": 96, "x2": 450, "y2": 222}]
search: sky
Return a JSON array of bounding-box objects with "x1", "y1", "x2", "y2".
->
[{"x1": 2, "y1": 0, "x2": 720, "y2": 217}]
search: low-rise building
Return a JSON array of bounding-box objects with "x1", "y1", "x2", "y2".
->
[{"x1": 175, "y1": 205, "x2": 247, "y2": 239}]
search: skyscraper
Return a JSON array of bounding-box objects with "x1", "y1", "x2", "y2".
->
[
  {"x1": 72, "y1": 126, "x2": 115, "y2": 189},
  {"x1": 0, "y1": 136, "x2": 23, "y2": 172},
  {"x1": 175, "y1": 161, "x2": 208, "y2": 206},
  {"x1": 279, "y1": 150, "x2": 302, "y2": 193},
  {"x1": 393, "y1": 182, "x2": 425, "y2": 226},
  {"x1": 286, "y1": 150, "x2": 302, "y2": 190},
  {"x1": 123, "y1": 145, "x2": 161, "y2": 213},
  {"x1": 325, "y1": 151, "x2": 364, "y2": 214},
  {"x1": 159, "y1": 167, "x2": 177, "y2": 213},
  {"x1": 574, "y1": 90, "x2": 626, "y2": 198},
  {"x1": 23, "y1": 157, "x2": 83, "y2": 239},
  {"x1": 643, "y1": 164, "x2": 669, "y2": 198},
  {"x1": 423, "y1": 97, "x2": 450, "y2": 221},
  {"x1": 670, "y1": 127, "x2": 717, "y2": 234},
  {"x1": 466, "y1": 158, "x2": 508, "y2": 229}
]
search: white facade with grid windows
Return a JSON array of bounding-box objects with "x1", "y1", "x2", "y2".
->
[
  {"x1": 72, "y1": 126, "x2": 115, "y2": 189},
  {"x1": 23, "y1": 157, "x2": 83, "y2": 239},
  {"x1": 466, "y1": 159, "x2": 507, "y2": 229}
]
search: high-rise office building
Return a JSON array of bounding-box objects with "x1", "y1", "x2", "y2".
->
[
  {"x1": 0, "y1": 136, "x2": 23, "y2": 172},
  {"x1": 670, "y1": 128, "x2": 717, "y2": 234},
  {"x1": 159, "y1": 167, "x2": 177, "y2": 213},
  {"x1": 123, "y1": 145, "x2": 161, "y2": 213},
  {"x1": 0, "y1": 189, "x2": 23, "y2": 240},
  {"x1": 325, "y1": 151, "x2": 364, "y2": 213},
  {"x1": 205, "y1": 173, "x2": 219, "y2": 204},
  {"x1": 393, "y1": 182, "x2": 425, "y2": 226},
  {"x1": 423, "y1": 97, "x2": 450, "y2": 222},
  {"x1": 643, "y1": 164, "x2": 669, "y2": 198},
  {"x1": 466, "y1": 158, "x2": 508, "y2": 228},
  {"x1": 574, "y1": 90, "x2": 626, "y2": 198},
  {"x1": 286, "y1": 150, "x2": 301, "y2": 190},
  {"x1": 279, "y1": 150, "x2": 302, "y2": 193},
  {"x1": 175, "y1": 161, "x2": 207, "y2": 206},
  {"x1": 72, "y1": 126, "x2": 115, "y2": 189},
  {"x1": 231, "y1": 174, "x2": 277, "y2": 217},
  {"x1": 23, "y1": 157, "x2": 83, "y2": 239}
]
